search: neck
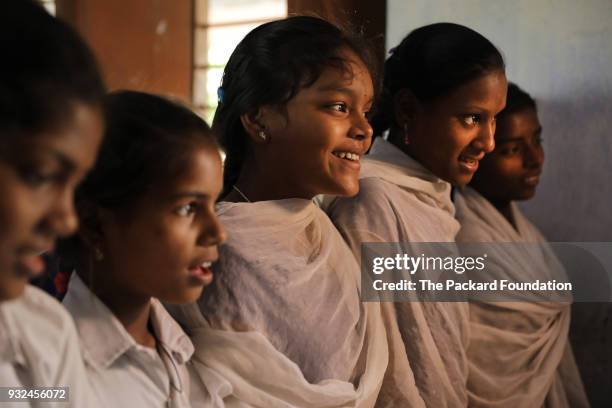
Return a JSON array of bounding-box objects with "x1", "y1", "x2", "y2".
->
[
  {"x1": 225, "y1": 155, "x2": 314, "y2": 202},
  {"x1": 490, "y1": 199, "x2": 516, "y2": 230},
  {"x1": 78, "y1": 267, "x2": 156, "y2": 348}
]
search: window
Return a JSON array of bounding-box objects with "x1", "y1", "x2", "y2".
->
[{"x1": 193, "y1": 0, "x2": 287, "y2": 123}]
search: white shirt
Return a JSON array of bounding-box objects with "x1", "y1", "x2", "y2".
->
[
  {"x1": 63, "y1": 273, "x2": 195, "y2": 408},
  {"x1": 0, "y1": 285, "x2": 98, "y2": 407}
]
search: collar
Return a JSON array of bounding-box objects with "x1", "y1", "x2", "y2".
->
[{"x1": 63, "y1": 273, "x2": 193, "y2": 371}]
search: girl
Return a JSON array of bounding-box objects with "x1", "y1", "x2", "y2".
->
[
  {"x1": 454, "y1": 83, "x2": 590, "y2": 407},
  {"x1": 326, "y1": 23, "x2": 507, "y2": 407},
  {"x1": 0, "y1": 1, "x2": 104, "y2": 406},
  {"x1": 167, "y1": 16, "x2": 397, "y2": 407},
  {"x1": 59, "y1": 91, "x2": 226, "y2": 407}
]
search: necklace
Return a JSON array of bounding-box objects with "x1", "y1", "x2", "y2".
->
[{"x1": 232, "y1": 185, "x2": 251, "y2": 202}]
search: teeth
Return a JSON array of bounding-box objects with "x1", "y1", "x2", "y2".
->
[
  {"x1": 201, "y1": 262, "x2": 212, "y2": 268},
  {"x1": 334, "y1": 152, "x2": 360, "y2": 161}
]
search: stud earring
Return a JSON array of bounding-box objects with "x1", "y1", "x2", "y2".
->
[
  {"x1": 94, "y1": 246, "x2": 104, "y2": 261},
  {"x1": 258, "y1": 130, "x2": 267, "y2": 141}
]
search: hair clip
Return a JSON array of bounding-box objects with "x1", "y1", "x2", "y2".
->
[{"x1": 217, "y1": 87, "x2": 225, "y2": 104}]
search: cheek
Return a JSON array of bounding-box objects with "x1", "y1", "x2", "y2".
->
[
  {"x1": 486, "y1": 158, "x2": 523, "y2": 185},
  {"x1": 0, "y1": 177, "x2": 45, "y2": 247}
]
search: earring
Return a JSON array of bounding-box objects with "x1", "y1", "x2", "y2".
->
[
  {"x1": 258, "y1": 130, "x2": 267, "y2": 141},
  {"x1": 94, "y1": 246, "x2": 104, "y2": 261},
  {"x1": 403, "y1": 122, "x2": 410, "y2": 146}
]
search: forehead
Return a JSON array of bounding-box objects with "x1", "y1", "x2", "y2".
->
[
  {"x1": 3, "y1": 103, "x2": 103, "y2": 169},
  {"x1": 153, "y1": 142, "x2": 222, "y2": 195},
  {"x1": 433, "y1": 70, "x2": 507, "y2": 109},
  {"x1": 307, "y1": 50, "x2": 374, "y2": 98},
  {"x1": 497, "y1": 108, "x2": 541, "y2": 140}
]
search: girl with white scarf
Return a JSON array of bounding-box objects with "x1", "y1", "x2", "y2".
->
[
  {"x1": 327, "y1": 23, "x2": 508, "y2": 407},
  {"x1": 455, "y1": 83, "x2": 590, "y2": 407},
  {"x1": 167, "y1": 16, "x2": 393, "y2": 407}
]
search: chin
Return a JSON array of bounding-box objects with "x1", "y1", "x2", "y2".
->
[
  {"x1": 515, "y1": 189, "x2": 537, "y2": 201},
  {"x1": 163, "y1": 286, "x2": 205, "y2": 305},
  {"x1": 0, "y1": 278, "x2": 27, "y2": 301},
  {"x1": 324, "y1": 177, "x2": 360, "y2": 198},
  {"x1": 449, "y1": 172, "x2": 473, "y2": 188}
]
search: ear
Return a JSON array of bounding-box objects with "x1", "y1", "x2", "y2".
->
[
  {"x1": 393, "y1": 88, "x2": 421, "y2": 129},
  {"x1": 240, "y1": 106, "x2": 274, "y2": 145},
  {"x1": 75, "y1": 201, "x2": 111, "y2": 252}
]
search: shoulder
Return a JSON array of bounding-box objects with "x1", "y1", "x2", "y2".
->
[{"x1": 14, "y1": 286, "x2": 75, "y2": 334}]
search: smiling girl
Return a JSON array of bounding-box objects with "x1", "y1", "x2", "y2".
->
[
  {"x1": 327, "y1": 23, "x2": 507, "y2": 407},
  {"x1": 59, "y1": 91, "x2": 225, "y2": 407},
  {"x1": 455, "y1": 83, "x2": 589, "y2": 407},
  {"x1": 166, "y1": 16, "x2": 395, "y2": 407},
  {"x1": 0, "y1": 1, "x2": 104, "y2": 406}
]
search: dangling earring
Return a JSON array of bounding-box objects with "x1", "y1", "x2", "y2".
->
[
  {"x1": 403, "y1": 122, "x2": 410, "y2": 146},
  {"x1": 258, "y1": 130, "x2": 267, "y2": 141},
  {"x1": 93, "y1": 246, "x2": 104, "y2": 261}
]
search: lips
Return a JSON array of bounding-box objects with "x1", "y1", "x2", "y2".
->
[
  {"x1": 458, "y1": 153, "x2": 483, "y2": 172},
  {"x1": 523, "y1": 172, "x2": 542, "y2": 187},
  {"x1": 15, "y1": 254, "x2": 47, "y2": 278},
  {"x1": 332, "y1": 151, "x2": 361, "y2": 162},
  {"x1": 14, "y1": 245, "x2": 54, "y2": 279},
  {"x1": 187, "y1": 260, "x2": 215, "y2": 285}
]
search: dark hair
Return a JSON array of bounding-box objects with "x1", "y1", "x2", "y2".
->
[
  {"x1": 0, "y1": 0, "x2": 105, "y2": 137},
  {"x1": 213, "y1": 15, "x2": 379, "y2": 196},
  {"x1": 57, "y1": 91, "x2": 215, "y2": 271},
  {"x1": 78, "y1": 90, "x2": 215, "y2": 209},
  {"x1": 371, "y1": 22, "x2": 505, "y2": 135},
  {"x1": 498, "y1": 82, "x2": 537, "y2": 119}
]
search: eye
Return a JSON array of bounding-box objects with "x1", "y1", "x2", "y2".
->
[
  {"x1": 463, "y1": 114, "x2": 481, "y2": 126},
  {"x1": 176, "y1": 203, "x2": 198, "y2": 217},
  {"x1": 328, "y1": 102, "x2": 348, "y2": 113},
  {"x1": 500, "y1": 145, "x2": 521, "y2": 156},
  {"x1": 19, "y1": 168, "x2": 60, "y2": 187}
]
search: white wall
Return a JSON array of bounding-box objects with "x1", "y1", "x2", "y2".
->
[{"x1": 387, "y1": 0, "x2": 612, "y2": 242}]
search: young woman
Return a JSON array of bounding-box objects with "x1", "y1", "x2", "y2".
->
[
  {"x1": 167, "y1": 16, "x2": 399, "y2": 407},
  {"x1": 326, "y1": 23, "x2": 507, "y2": 407},
  {"x1": 454, "y1": 83, "x2": 590, "y2": 407},
  {"x1": 0, "y1": 1, "x2": 105, "y2": 406},
  {"x1": 59, "y1": 91, "x2": 226, "y2": 407}
]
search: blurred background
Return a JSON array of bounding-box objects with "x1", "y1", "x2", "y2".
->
[{"x1": 37, "y1": 0, "x2": 612, "y2": 405}]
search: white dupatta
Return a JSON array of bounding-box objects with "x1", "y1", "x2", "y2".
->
[
  {"x1": 327, "y1": 137, "x2": 469, "y2": 408},
  {"x1": 454, "y1": 186, "x2": 589, "y2": 407},
  {"x1": 168, "y1": 199, "x2": 388, "y2": 407}
]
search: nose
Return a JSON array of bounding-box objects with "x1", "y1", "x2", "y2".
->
[
  {"x1": 198, "y1": 211, "x2": 227, "y2": 247},
  {"x1": 524, "y1": 143, "x2": 544, "y2": 169},
  {"x1": 46, "y1": 188, "x2": 79, "y2": 238},
  {"x1": 349, "y1": 112, "x2": 373, "y2": 145},
  {"x1": 472, "y1": 119, "x2": 496, "y2": 154}
]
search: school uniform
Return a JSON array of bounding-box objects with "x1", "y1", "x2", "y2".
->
[
  {"x1": 0, "y1": 285, "x2": 98, "y2": 407},
  {"x1": 63, "y1": 273, "x2": 195, "y2": 408}
]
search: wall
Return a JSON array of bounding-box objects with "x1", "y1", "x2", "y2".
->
[{"x1": 58, "y1": 0, "x2": 193, "y2": 101}]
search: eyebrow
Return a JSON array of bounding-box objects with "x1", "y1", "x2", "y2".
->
[
  {"x1": 46, "y1": 148, "x2": 77, "y2": 173},
  {"x1": 168, "y1": 192, "x2": 211, "y2": 200},
  {"x1": 316, "y1": 85, "x2": 374, "y2": 104},
  {"x1": 497, "y1": 128, "x2": 543, "y2": 143}
]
